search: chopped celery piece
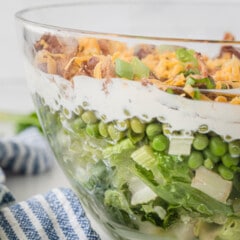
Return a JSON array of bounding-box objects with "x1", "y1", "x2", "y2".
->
[
  {"x1": 131, "y1": 145, "x2": 156, "y2": 170},
  {"x1": 168, "y1": 136, "x2": 193, "y2": 156},
  {"x1": 131, "y1": 57, "x2": 150, "y2": 79},
  {"x1": 115, "y1": 58, "x2": 134, "y2": 79},
  {"x1": 103, "y1": 138, "x2": 135, "y2": 157}
]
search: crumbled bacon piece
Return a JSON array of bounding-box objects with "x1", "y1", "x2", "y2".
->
[
  {"x1": 98, "y1": 39, "x2": 110, "y2": 55},
  {"x1": 219, "y1": 32, "x2": 240, "y2": 59},
  {"x1": 220, "y1": 46, "x2": 240, "y2": 59},
  {"x1": 34, "y1": 35, "x2": 63, "y2": 53},
  {"x1": 195, "y1": 52, "x2": 209, "y2": 77},
  {"x1": 135, "y1": 44, "x2": 155, "y2": 59},
  {"x1": 101, "y1": 56, "x2": 116, "y2": 79},
  {"x1": 83, "y1": 57, "x2": 99, "y2": 76},
  {"x1": 63, "y1": 58, "x2": 81, "y2": 79}
]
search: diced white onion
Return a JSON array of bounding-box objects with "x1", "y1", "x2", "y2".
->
[{"x1": 191, "y1": 166, "x2": 232, "y2": 203}]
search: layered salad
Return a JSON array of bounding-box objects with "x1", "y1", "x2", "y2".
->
[{"x1": 29, "y1": 33, "x2": 240, "y2": 239}]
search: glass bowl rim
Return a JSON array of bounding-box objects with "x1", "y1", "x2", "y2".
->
[{"x1": 15, "y1": 1, "x2": 240, "y2": 45}]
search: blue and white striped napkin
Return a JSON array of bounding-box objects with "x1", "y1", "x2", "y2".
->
[
  {"x1": 0, "y1": 128, "x2": 101, "y2": 240},
  {"x1": 0, "y1": 188, "x2": 100, "y2": 240}
]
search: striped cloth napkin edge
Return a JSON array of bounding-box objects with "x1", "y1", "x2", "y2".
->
[{"x1": 0, "y1": 188, "x2": 100, "y2": 240}]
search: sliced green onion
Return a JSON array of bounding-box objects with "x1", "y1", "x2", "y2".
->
[
  {"x1": 185, "y1": 77, "x2": 196, "y2": 86},
  {"x1": 193, "y1": 88, "x2": 201, "y2": 100},
  {"x1": 131, "y1": 57, "x2": 150, "y2": 79},
  {"x1": 166, "y1": 88, "x2": 174, "y2": 94},
  {"x1": 186, "y1": 76, "x2": 216, "y2": 89},
  {"x1": 183, "y1": 69, "x2": 199, "y2": 77},
  {"x1": 176, "y1": 48, "x2": 198, "y2": 67},
  {"x1": 115, "y1": 58, "x2": 134, "y2": 79}
]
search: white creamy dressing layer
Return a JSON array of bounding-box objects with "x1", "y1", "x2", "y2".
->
[{"x1": 29, "y1": 69, "x2": 240, "y2": 140}]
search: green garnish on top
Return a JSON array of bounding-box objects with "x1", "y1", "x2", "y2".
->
[
  {"x1": 186, "y1": 76, "x2": 216, "y2": 89},
  {"x1": 115, "y1": 58, "x2": 134, "y2": 79},
  {"x1": 115, "y1": 57, "x2": 150, "y2": 80},
  {"x1": 176, "y1": 48, "x2": 198, "y2": 67}
]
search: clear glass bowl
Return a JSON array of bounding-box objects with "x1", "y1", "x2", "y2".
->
[{"x1": 16, "y1": 2, "x2": 240, "y2": 240}]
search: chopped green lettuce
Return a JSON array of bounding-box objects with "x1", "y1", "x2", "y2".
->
[
  {"x1": 103, "y1": 138, "x2": 135, "y2": 158},
  {"x1": 104, "y1": 189, "x2": 133, "y2": 215},
  {"x1": 132, "y1": 152, "x2": 234, "y2": 223}
]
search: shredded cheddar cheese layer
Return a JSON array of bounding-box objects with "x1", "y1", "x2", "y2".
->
[{"x1": 34, "y1": 34, "x2": 240, "y2": 104}]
